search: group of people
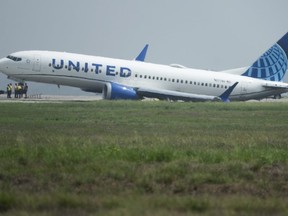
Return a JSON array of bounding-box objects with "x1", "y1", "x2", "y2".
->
[{"x1": 6, "y1": 83, "x2": 28, "y2": 99}]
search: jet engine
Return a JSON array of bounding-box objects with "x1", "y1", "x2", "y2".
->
[{"x1": 103, "y1": 82, "x2": 139, "y2": 100}]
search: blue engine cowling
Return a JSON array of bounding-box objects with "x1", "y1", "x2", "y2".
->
[{"x1": 103, "y1": 83, "x2": 140, "y2": 100}]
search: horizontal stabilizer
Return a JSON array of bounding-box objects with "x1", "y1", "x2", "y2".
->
[{"x1": 262, "y1": 82, "x2": 288, "y2": 89}]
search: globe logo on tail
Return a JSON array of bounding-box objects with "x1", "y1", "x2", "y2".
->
[{"x1": 243, "y1": 44, "x2": 288, "y2": 81}]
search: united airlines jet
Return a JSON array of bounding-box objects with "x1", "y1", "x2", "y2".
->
[{"x1": 0, "y1": 32, "x2": 288, "y2": 102}]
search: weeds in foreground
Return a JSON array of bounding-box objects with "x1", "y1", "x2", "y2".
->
[{"x1": 0, "y1": 101, "x2": 288, "y2": 215}]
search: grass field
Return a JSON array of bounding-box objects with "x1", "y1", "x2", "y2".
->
[{"x1": 0, "y1": 100, "x2": 288, "y2": 215}]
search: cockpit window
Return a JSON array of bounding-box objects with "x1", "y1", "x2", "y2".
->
[{"x1": 7, "y1": 55, "x2": 22, "y2": 62}]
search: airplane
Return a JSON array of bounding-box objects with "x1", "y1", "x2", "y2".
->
[{"x1": 0, "y1": 32, "x2": 288, "y2": 102}]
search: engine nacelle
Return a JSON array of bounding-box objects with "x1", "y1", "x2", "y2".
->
[{"x1": 103, "y1": 83, "x2": 139, "y2": 100}]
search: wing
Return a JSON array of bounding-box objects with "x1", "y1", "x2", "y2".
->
[{"x1": 137, "y1": 82, "x2": 238, "y2": 102}]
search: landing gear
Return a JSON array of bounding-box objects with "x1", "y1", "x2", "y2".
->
[{"x1": 273, "y1": 94, "x2": 282, "y2": 99}]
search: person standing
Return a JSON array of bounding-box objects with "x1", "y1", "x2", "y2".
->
[
  {"x1": 14, "y1": 83, "x2": 18, "y2": 98},
  {"x1": 24, "y1": 83, "x2": 28, "y2": 98},
  {"x1": 18, "y1": 83, "x2": 22, "y2": 98},
  {"x1": 9, "y1": 83, "x2": 12, "y2": 98},
  {"x1": 6, "y1": 84, "x2": 11, "y2": 98}
]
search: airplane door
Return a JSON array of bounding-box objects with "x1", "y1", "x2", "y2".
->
[{"x1": 33, "y1": 55, "x2": 41, "y2": 72}]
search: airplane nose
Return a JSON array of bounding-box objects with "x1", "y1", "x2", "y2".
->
[
  {"x1": 0, "y1": 58, "x2": 8, "y2": 72},
  {"x1": 0, "y1": 59, "x2": 4, "y2": 71}
]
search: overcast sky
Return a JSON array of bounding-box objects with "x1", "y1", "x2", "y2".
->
[{"x1": 0, "y1": 0, "x2": 287, "y2": 95}]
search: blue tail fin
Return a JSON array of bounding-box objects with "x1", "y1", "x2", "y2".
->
[{"x1": 242, "y1": 32, "x2": 288, "y2": 81}]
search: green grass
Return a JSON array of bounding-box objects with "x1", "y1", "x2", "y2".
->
[{"x1": 0, "y1": 101, "x2": 288, "y2": 215}]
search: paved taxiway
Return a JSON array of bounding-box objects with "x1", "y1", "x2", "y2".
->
[
  {"x1": 0, "y1": 94, "x2": 102, "y2": 103},
  {"x1": 1, "y1": 94, "x2": 288, "y2": 103}
]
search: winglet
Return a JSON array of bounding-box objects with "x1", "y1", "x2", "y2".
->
[
  {"x1": 219, "y1": 82, "x2": 238, "y2": 102},
  {"x1": 135, "y1": 44, "x2": 149, "y2": 62}
]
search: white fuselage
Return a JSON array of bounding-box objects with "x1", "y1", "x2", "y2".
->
[{"x1": 0, "y1": 50, "x2": 287, "y2": 101}]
